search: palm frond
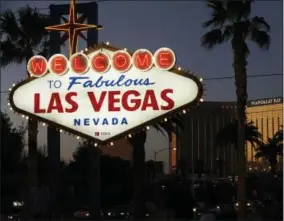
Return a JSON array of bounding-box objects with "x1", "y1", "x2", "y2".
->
[
  {"x1": 18, "y1": 6, "x2": 50, "y2": 48},
  {"x1": 0, "y1": 10, "x2": 22, "y2": 42},
  {"x1": 206, "y1": 0, "x2": 226, "y2": 12},
  {"x1": 250, "y1": 29, "x2": 270, "y2": 50},
  {"x1": 203, "y1": 1, "x2": 227, "y2": 28},
  {"x1": 273, "y1": 128, "x2": 283, "y2": 142},
  {"x1": 152, "y1": 124, "x2": 167, "y2": 138},
  {"x1": 222, "y1": 25, "x2": 233, "y2": 41},
  {"x1": 251, "y1": 16, "x2": 270, "y2": 32},
  {"x1": 255, "y1": 134, "x2": 282, "y2": 164},
  {"x1": 201, "y1": 29, "x2": 224, "y2": 49},
  {"x1": 38, "y1": 40, "x2": 50, "y2": 57},
  {"x1": 226, "y1": 0, "x2": 252, "y2": 21},
  {"x1": 0, "y1": 38, "x2": 26, "y2": 67},
  {"x1": 216, "y1": 119, "x2": 262, "y2": 150},
  {"x1": 153, "y1": 116, "x2": 184, "y2": 142},
  {"x1": 0, "y1": 6, "x2": 50, "y2": 67}
]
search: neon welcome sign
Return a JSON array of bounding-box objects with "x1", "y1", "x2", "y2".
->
[{"x1": 8, "y1": 0, "x2": 204, "y2": 146}]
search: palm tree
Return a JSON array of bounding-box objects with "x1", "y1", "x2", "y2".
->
[
  {"x1": 128, "y1": 116, "x2": 183, "y2": 219},
  {"x1": 255, "y1": 130, "x2": 283, "y2": 174},
  {"x1": 201, "y1": 1, "x2": 270, "y2": 219},
  {"x1": 216, "y1": 119, "x2": 263, "y2": 149},
  {"x1": 216, "y1": 119, "x2": 262, "y2": 175},
  {"x1": 0, "y1": 5, "x2": 50, "y2": 205}
]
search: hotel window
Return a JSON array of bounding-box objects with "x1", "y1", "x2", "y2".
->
[
  {"x1": 272, "y1": 118, "x2": 275, "y2": 135},
  {"x1": 261, "y1": 118, "x2": 263, "y2": 141},
  {"x1": 267, "y1": 118, "x2": 269, "y2": 139}
]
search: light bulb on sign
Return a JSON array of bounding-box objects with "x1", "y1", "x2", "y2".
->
[
  {"x1": 8, "y1": 103, "x2": 10, "y2": 106},
  {"x1": 26, "y1": 116, "x2": 29, "y2": 120},
  {"x1": 200, "y1": 78, "x2": 203, "y2": 82},
  {"x1": 178, "y1": 67, "x2": 181, "y2": 71},
  {"x1": 110, "y1": 142, "x2": 114, "y2": 146},
  {"x1": 200, "y1": 98, "x2": 204, "y2": 102},
  {"x1": 146, "y1": 126, "x2": 150, "y2": 130},
  {"x1": 128, "y1": 134, "x2": 132, "y2": 138},
  {"x1": 60, "y1": 129, "x2": 63, "y2": 133},
  {"x1": 12, "y1": 83, "x2": 15, "y2": 87},
  {"x1": 9, "y1": 88, "x2": 12, "y2": 91},
  {"x1": 77, "y1": 136, "x2": 80, "y2": 140},
  {"x1": 22, "y1": 115, "x2": 25, "y2": 118},
  {"x1": 94, "y1": 143, "x2": 98, "y2": 147},
  {"x1": 42, "y1": 123, "x2": 46, "y2": 126},
  {"x1": 106, "y1": 41, "x2": 110, "y2": 45},
  {"x1": 183, "y1": 110, "x2": 186, "y2": 114},
  {"x1": 164, "y1": 118, "x2": 168, "y2": 122}
]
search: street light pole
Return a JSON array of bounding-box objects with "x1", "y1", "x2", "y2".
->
[
  {"x1": 154, "y1": 147, "x2": 176, "y2": 162},
  {"x1": 152, "y1": 147, "x2": 176, "y2": 182}
]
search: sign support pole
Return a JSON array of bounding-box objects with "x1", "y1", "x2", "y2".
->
[
  {"x1": 48, "y1": 4, "x2": 61, "y2": 219},
  {"x1": 86, "y1": 2, "x2": 101, "y2": 219},
  {"x1": 48, "y1": 1, "x2": 101, "y2": 219}
]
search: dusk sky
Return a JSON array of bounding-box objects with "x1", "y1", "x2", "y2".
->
[{"x1": 1, "y1": 0, "x2": 282, "y2": 171}]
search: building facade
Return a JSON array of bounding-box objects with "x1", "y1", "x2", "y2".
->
[
  {"x1": 246, "y1": 97, "x2": 283, "y2": 170},
  {"x1": 99, "y1": 138, "x2": 132, "y2": 161},
  {"x1": 170, "y1": 97, "x2": 283, "y2": 175},
  {"x1": 170, "y1": 101, "x2": 237, "y2": 175}
]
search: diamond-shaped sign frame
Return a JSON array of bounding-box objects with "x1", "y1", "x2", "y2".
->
[{"x1": 9, "y1": 43, "x2": 204, "y2": 145}]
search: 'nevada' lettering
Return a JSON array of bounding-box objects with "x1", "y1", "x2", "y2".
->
[{"x1": 73, "y1": 117, "x2": 128, "y2": 126}]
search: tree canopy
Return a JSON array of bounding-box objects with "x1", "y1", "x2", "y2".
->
[
  {"x1": 201, "y1": 0, "x2": 270, "y2": 54},
  {"x1": 1, "y1": 112, "x2": 26, "y2": 213},
  {"x1": 216, "y1": 119, "x2": 262, "y2": 149},
  {"x1": 0, "y1": 6, "x2": 50, "y2": 67},
  {"x1": 255, "y1": 129, "x2": 283, "y2": 174}
]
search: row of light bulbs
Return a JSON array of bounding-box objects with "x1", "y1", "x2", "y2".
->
[
  {"x1": 7, "y1": 41, "x2": 205, "y2": 147},
  {"x1": 7, "y1": 105, "x2": 196, "y2": 147}
]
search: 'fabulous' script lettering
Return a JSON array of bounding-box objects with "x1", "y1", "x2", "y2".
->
[{"x1": 67, "y1": 75, "x2": 155, "y2": 90}]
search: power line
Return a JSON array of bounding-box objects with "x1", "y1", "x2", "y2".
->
[
  {"x1": 204, "y1": 73, "x2": 282, "y2": 81},
  {"x1": 0, "y1": 73, "x2": 282, "y2": 94}
]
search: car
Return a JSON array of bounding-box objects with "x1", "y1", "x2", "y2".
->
[
  {"x1": 105, "y1": 205, "x2": 150, "y2": 220},
  {"x1": 234, "y1": 200, "x2": 254, "y2": 212},
  {"x1": 105, "y1": 205, "x2": 131, "y2": 220},
  {"x1": 73, "y1": 207, "x2": 103, "y2": 220}
]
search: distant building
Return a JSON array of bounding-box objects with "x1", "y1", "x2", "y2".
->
[
  {"x1": 99, "y1": 98, "x2": 282, "y2": 174},
  {"x1": 170, "y1": 97, "x2": 283, "y2": 175},
  {"x1": 170, "y1": 101, "x2": 237, "y2": 175},
  {"x1": 246, "y1": 97, "x2": 283, "y2": 171},
  {"x1": 99, "y1": 138, "x2": 132, "y2": 161}
]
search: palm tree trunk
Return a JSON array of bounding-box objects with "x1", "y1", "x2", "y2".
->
[
  {"x1": 270, "y1": 164, "x2": 276, "y2": 174},
  {"x1": 25, "y1": 54, "x2": 39, "y2": 218},
  {"x1": 269, "y1": 158, "x2": 277, "y2": 174},
  {"x1": 232, "y1": 37, "x2": 248, "y2": 221},
  {"x1": 88, "y1": 141, "x2": 101, "y2": 219},
  {"x1": 129, "y1": 131, "x2": 147, "y2": 220},
  {"x1": 27, "y1": 118, "x2": 38, "y2": 187}
]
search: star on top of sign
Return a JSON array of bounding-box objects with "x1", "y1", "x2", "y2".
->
[{"x1": 45, "y1": 0, "x2": 103, "y2": 56}]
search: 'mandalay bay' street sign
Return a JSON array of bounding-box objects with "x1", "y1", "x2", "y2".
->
[{"x1": 9, "y1": 44, "x2": 204, "y2": 145}]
